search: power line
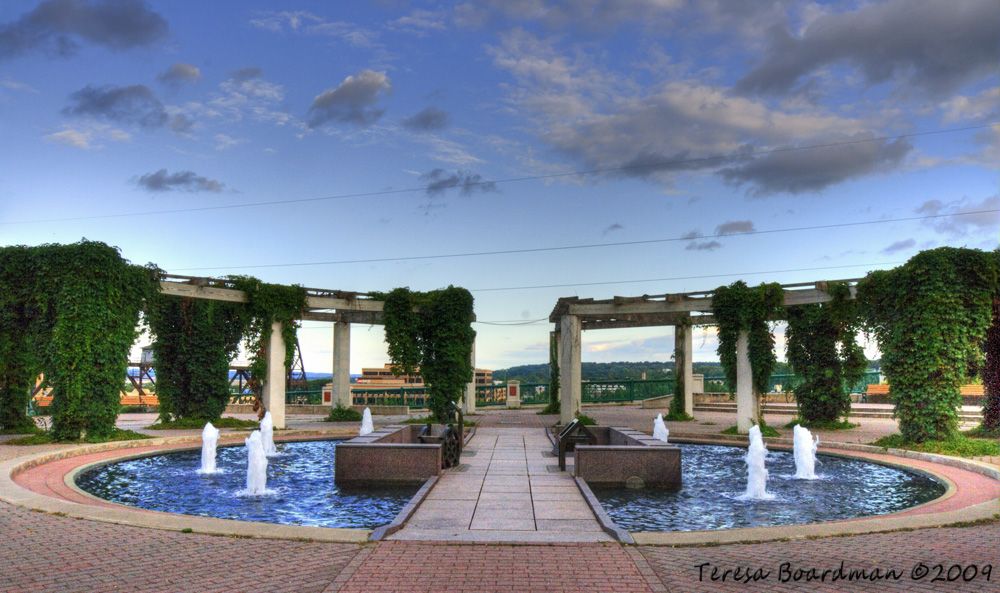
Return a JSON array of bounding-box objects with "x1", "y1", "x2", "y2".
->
[
  {"x1": 165, "y1": 209, "x2": 996, "y2": 271},
  {"x1": 468, "y1": 261, "x2": 903, "y2": 293},
  {"x1": 2, "y1": 122, "x2": 994, "y2": 226}
]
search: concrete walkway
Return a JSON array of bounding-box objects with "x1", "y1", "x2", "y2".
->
[{"x1": 391, "y1": 427, "x2": 612, "y2": 542}]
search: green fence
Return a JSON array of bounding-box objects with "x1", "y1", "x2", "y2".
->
[
  {"x1": 581, "y1": 379, "x2": 674, "y2": 403},
  {"x1": 702, "y1": 371, "x2": 882, "y2": 394},
  {"x1": 285, "y1": 389, "x2": 323, "y2": 405},
  {"x1": 352, "y1": 386, "x2": 430, "y2": 409}
]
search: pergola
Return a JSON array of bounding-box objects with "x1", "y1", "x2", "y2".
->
[
  {"x1": 548, "y1": 280, "x2": 859, "y2": 432},
  {"x1": 159, "y1": 274, "x2": 478, "y2": 428}
]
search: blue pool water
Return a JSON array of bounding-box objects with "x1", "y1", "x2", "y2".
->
[
  {"x1": 76, "y1": 440, "x2": 418, "y2": 529},
  {"x1": 591, "y1": 443, "x2": 945, "y2": 532}
]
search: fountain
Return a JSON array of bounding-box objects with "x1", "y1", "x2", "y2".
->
[
  {"x1": 793, "y1": 424, "x2": 820, "y2": 479},
  {"x1": 241, "y1": 430, "x2": 269, "y2": 496},
  {"x1": 260, "y1": 411, "x2": 279, "y2": 457},
  {"x1": 652, "y1": 413, "x2": 669, "y2": 442},
  {"x1": 197, "y1": 422, "x2": 220, "y2": 474},
  {"x1": 359, "y1": 407, "x2": 374, "y2": 436},
  {"x1": 737, "y1": 425, "x2": 775, "y2": 500}
]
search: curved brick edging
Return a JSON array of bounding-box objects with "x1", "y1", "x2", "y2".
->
[
  {"x1": 0, "y1": 429, "x2": 375, "y2": 543},
  {"x1": 627, "y1": 435, "x2": 1000, "y2": 545}
]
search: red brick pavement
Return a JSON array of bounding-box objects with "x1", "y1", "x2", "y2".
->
[
  {"x1": 0, "y1": 502, "x2": 361, "y2": 593},
  {"x1": 330, "y1": 541, "x2": 656, "y2": 593},
  {"x1": 639, "y1": 523, "x2": 1000, "y2": 592}
]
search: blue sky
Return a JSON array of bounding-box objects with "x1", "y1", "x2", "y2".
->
[{"x1": 0, "y1": 0, "x2": 997, "y2": 373}]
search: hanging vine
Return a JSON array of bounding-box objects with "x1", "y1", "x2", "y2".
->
[
  {"x1": 668, "y1": 318, "x2": 692, "y2": 420},
  {"x1": 858, "y1": 247, "x2": 996, "y2": 442},
  {"x1": 145, "y1": 291, "x2": 248, "y2": 422},
  {"x1": 0, "y1": 246, "x2": 43, "y2": 432},
  {"x1": 381, "y1": 286, "x2": 476, "y2": 423},
  {"x1": 983, "y1": 296, "x2": 1000, "y2": 431},
  {"x1": 712, "y1": 281, "x2": 784, "y2": 400},
  {"x1": 229, "y1": 276, "x2": 307, "y2": 392},
  {"x1": 0, "y1": 241, "x2": 156, "y2": 440},
  {"x1": 785, "y1": 282, "x2": 866, "y2": 424},
  {"x1": 545, "y1": 331, "x2": 560, "y2": 414}
]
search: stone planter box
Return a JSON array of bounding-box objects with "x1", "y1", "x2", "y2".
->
[
  {"x1": 573, "y1": 426, "x2": 681, "y2": 490},
  {"x1": 334, "y1": 425, "x2": 442, "y2": 487}
]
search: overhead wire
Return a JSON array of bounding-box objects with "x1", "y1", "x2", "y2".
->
[{"x1": 1, "y1": 122, "x2": 994, "y2": 226}]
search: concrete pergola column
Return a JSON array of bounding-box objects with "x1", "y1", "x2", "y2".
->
[
  {"x1": 463, "y1": 339, "x2": 476, "y2": 415},
  {"x1": 262, "y1": 321, "x2": 286, "y2": 429},
  {"x1": 559, "y1": 315, "x2": 582, "y2": 425},
  {"x1": 674, "y1": 322, "x2": 694, "y2": 417},
  {"x1": 735, "y1": 330, "x2": 755, "y2": 434},
  {"x1": 333, "y1": 320, "x2": 351, "y2": 408}
]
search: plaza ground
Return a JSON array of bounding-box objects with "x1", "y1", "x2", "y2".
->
[{"x1": 1, "y1": 405, "x2": 998, "y2": 592}]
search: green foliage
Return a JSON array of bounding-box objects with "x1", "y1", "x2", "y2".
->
[
  {"x1": 712, "y1": 281, "x2": 784, "y2": 399},
  {"x1": 539, "y1": 400, "x2": 560, "y2": 415},
  {"x1": 575, "y1": 412, "x2": 596, "y2": 425},
  {"x1": 783, "y1": 418, "x2": 858, "y2": 430},
  {"x1": 983, "y1": 297, "x2": 1000, "y2": 430},
  {"x1": 381, "y1": 286, "x2": 476, "y2": 424},
  {"x1": 669, "y1": 320, "x2": 691, "y2": 418},
  {"x1": 786, "y1": 282, "x2": 866, "y2": 423},
  {"x1": 872, "y1": 432, "x2": 1000, "y2": 458},
  {"x1": 8, "y1": 427, "x2": 152, "y2": 446},
  {"x1": 664, "y1": 410, "x2": 693, "y2": 422},
  {"x1": 147, "y1": 416, "x2": 259, "y2": 430},
  {"x1": 325, "y1": 405, "x2": 362, "y2": 422},
  {"x1": 146, "y1": 293, "x2": 247, "y2": 422},
  {"x1": 402, "y1": 414, "x2": 476, "y2": 427},
  {"x1": 229, "y1": 276, "x2": 307, "y2": 392},
  {"x1": 0, "y1": 241, "x2": 156, "y2": 440},
  {"x1": 858, "y1": 247, "x2": 997, "y2": 442},
  {"x1": 548, "y1": 331, "x2": 560, "y2": 407},
  {"x1": 722, "y1": 420, "x2": 780, "y2": 437}
]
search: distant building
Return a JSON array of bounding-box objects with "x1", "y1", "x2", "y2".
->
[{"x1": 355, "y1": 363, "x2": 492, "y2": 388}]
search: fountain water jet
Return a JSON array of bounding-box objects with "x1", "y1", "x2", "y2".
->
[
  {"x1": 737, "y1": 425, "x2": 775, "y2": 500},
  {"x1": 197, "y1": 422, "x2": 220, "y2": 474},
  {"x1": 793, "y1": 425, "x2": 820, "y2": 479},
  {"x1": 652, "y1": 413, "x2": 669, "y2": 442},
  {"x1": 241, "y1": 430, "x2": 269, "y2": 496},
  {"x1": 359, "y1": 408, "x2": 374, "y2": 436},
  {"x1": 260, "y1": 411, "x2": 279, "y2": 457}
]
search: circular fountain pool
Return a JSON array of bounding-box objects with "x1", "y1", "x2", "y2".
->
[
  {"x1": 75, "y1": 440, "x2": 418, "y2": 530},
  {"x1": 591, "y1": 443, "x2": 945, "y2": 532}
]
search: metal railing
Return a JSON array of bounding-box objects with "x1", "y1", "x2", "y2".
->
[
  {"x1": 582, "y1": 379, "x2": 674, "y2": 403},
  {"x1": 285, "y1": 389, "x2": 323, "y2": 405},
  {"x1": 702, "y1": 371, "x2": 882, "y2": 394}
]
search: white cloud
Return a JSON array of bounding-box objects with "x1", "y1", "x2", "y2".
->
[
  {"x1": 941, "y1": 87, "x2": 1000, "y2": 123},
  {"x1": 43, "y1": 124, "x2": 130, "y2": 150},
  {"x1": 916, "y1": 195, "x2": 1000, "y2": 238}
]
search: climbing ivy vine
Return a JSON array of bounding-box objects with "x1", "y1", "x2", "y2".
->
[
  {"x1": 668, "y1": 319, "x2": 692, "y2": 420},
  {"x1": 858, "y1": 247, "x2": 996, "y2": 442},
  {"x1": 230, "y1": 276, "x2": 307, "y2": 393},
  {"x1": 145, "y1": 290, "x2": 247, "y2": 422},
  {"x1": 381, "y1": 286, "x2": 476, "y2": 423},
  {"x1": 786, "y1": 282, "x2": 866, "y2": 423},
  {"x1": 0, "y1": 241, "x2": 155, "y2": 440},
  {"x1": 983, "y1": 295, "x2": 1000, "y2": 431},
  {"x1": 712, "y1": 281, "x2": 784, "y2": 400},
  {"x1": 546, "y1": 331, "x2": 560, "y2": 414}
]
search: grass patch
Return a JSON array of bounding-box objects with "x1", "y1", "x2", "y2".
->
[
  {"x1": 872, "y1": 433, "x2": 1000, "y2": 458},
  {"x1": 722, "y1": 419, "x2": 780, "y2": 438},
  {"x1": 537, "y1": 401, "x2": 560, "y2": 415},
  {"x1": 120, "y1": 404, "x2": 158, "y2": 414},
  {"x1": 0, "y1": 424, "x2": 43, "y2": 435},
  {"x1": 575, "y1": 413, "x2": 597, "y2": 426},
  {"x1": 783, "y1": 418, "x2": 858, "y2": 430},
  {"x1": 8, "y1": 428, "x2": 152, "y2": 445},
  {"x1": 402, "y1": 415, "x2": 477, "y2": 427},
  {"x1": 147, "y1": 417, "x2": 260, "y2": 430},
  {"x1": 965, "y1": 424, "x2": 1000, "y2": 439},
  {"x1": 324, "y1": 405, "x2": 362, "y2": 422},
  {"x1": 664, "y1": 411, "x2": 694, "y2": 422}
]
